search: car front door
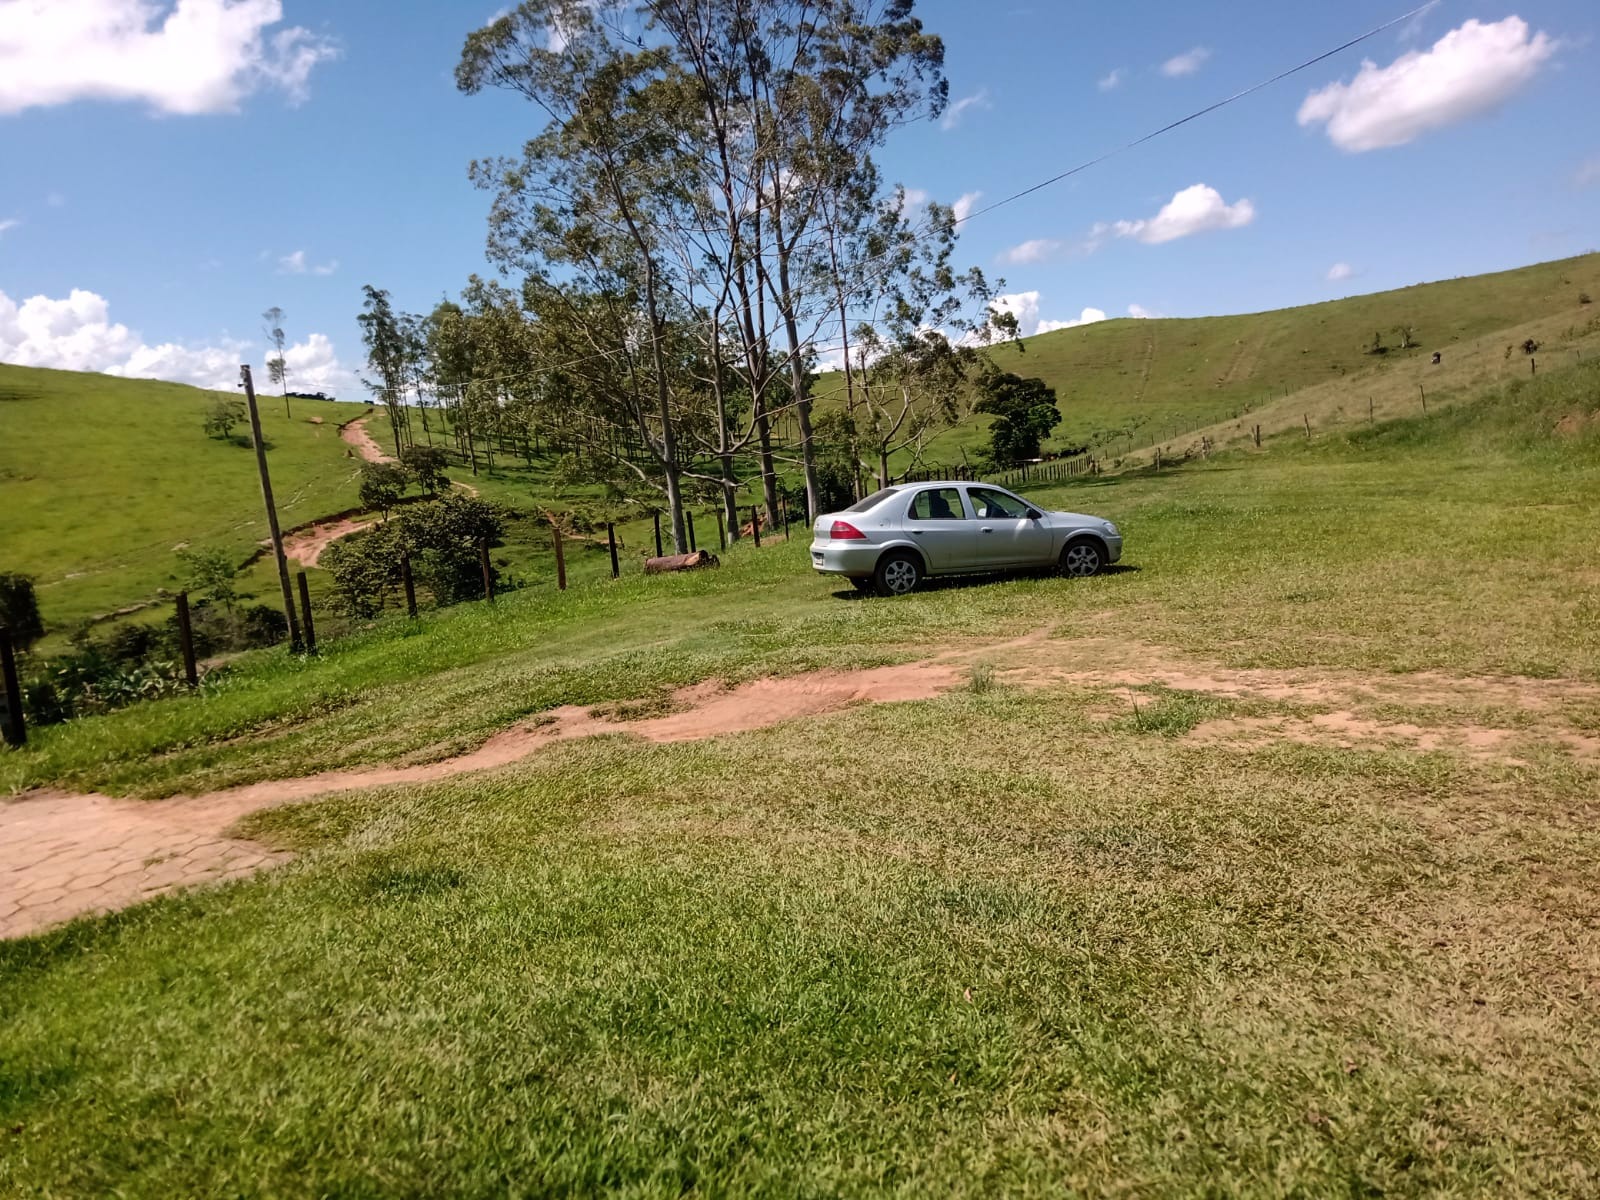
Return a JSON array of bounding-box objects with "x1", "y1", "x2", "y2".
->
[
  {"x1": 966, "y1": 486, "x2": 1054, "y2": 567},
  {"x1": 902, "y1": 487, "x2": 977, "y2": 572}
]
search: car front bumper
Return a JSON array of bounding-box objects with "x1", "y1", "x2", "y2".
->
[
  {"x1": 1106, "y1": 535, "x2": 1123, "y2": 564},
  {"x1": 810, "y1": 540, "x2": 880, "y2": 578}
]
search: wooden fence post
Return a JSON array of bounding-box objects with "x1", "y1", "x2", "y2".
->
[
  {"x1": 653, "y1": 511, "x2": 663, "y2": 557},
  {"x1": 1369, "y1": 397, "x2": 1374, "y2": 422},
  {"x1": 715, "y1": 508, "x2": 726, "y2": 551},
  {"x1": 2, "y1": 626, "x2": 27, "y2": 748},
  {"x1": 607, "y1": 523, "x2": 620, "y2": 579},
  {"x1": 296, "y1": 571, "x2": 317, "y2": 655},
  {"x1": 553, "y1": 523, "x2": 567, "y2": 591},
  {"x1": 687, "y1": 511, "x2": 697, "y2": 553},
  {"x1": 1303, "y1": 414, "x2": 1311, "y2": 438},
  {"x1": 401, "y1": 552, "x2": 418, "y2": 618},
  {"x1": 1419, "y1": 384, "x2": 1427, "y2": 412},
  {"x1": 174, "y1": 592, "x2": 199, "y2": 687},
  {"x1": 751, "y1": 506, "x2": 761, "y2": 548},
  {"x1": 1253, "y1": 424, "x2": 1261, "y2": 448},
  {"x1": 480, "y1": 541, "x2": 495, "y2": 602}
]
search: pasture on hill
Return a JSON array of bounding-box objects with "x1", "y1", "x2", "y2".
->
[
  {"x1": 2, "y1": 354, "x2": 1598, "y2": 1194},
  {"x1": 0, "y1": 365, "x2": 371, "y2": 633},
  {"x1": 814, "y1": 252, "x2": 1600, "y2": 470}
]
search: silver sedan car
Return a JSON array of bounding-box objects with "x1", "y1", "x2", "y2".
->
[{"x1": 810, "y1": 481, "x2": 1123, "y2": 596}]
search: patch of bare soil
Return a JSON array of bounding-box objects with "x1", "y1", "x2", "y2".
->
[
  {"x1": 281, "y1": 515, "x2": 379, "y2": 568},
  {"x1": 340, "y1": 414, "x2": 394, "y2": 464},
  {"x1": 986, "y1": 634, "x2": 1600, "y2": 714},
  {"x1": 1, "y1": 661, "x2": 960, "y2": 939},
  {"x1": 10, "y1": 629, "x2": 1599, "y2": 940}
]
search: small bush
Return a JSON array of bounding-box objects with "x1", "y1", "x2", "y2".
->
[{"x1": 0, "y1": 572, "x2": 44, "y2": 650}]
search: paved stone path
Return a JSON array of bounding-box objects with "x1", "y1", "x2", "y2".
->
[{"x1": 0, "y1": 790, "x2": 289, "y2": 940}]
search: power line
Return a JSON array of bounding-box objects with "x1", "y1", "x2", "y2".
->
[
  {"x1": 954, "y1": 0, "x2": 1440, "y2": 229},
  {"x1": 421, "y1": 1, "x2": 1443, "y2": 393}
]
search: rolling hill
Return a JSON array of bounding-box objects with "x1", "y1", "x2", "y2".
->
[
  {"x1": 814, "y1": 252, "x2": 1600, "y2": 468},
  {"x1": 5, "y1": 252, "x2": 1596, "y2": 638},
  {"x1": 0, "y1": 365, "x2": 371, "y2": 632}
]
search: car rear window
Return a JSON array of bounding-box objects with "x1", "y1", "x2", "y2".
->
[{"x1": 844, "y1": 488, "x2": 900, "y2": 514}]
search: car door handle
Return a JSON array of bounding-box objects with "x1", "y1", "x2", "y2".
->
[{"x1": 980, "y1": 527, "x2": 993, "y2": 533}]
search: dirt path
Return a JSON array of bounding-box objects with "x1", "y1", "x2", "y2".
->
[
  {"x1": 6, "y1": 632, "x2": 1597, "y2": 940},
  {"x1": 340, "y1": 413, "x2": 394, "y2": 464},
  {"x1": 280, "y1": 416, "x2": 478, "y2": 566},
  {"x1": 281, "y1": 515, "x2": 379, "y2": 568},
  {"x1": 0, "y1": 662, "x2": 961, "y2": 939}
]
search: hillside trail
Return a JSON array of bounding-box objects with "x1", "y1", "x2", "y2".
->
[
  {"x1": 5, "y1": 627, "x2": 1597, "y2": 940},
  {"x1": 280, "y1": 417, "x2": 479, "y2": 567}
]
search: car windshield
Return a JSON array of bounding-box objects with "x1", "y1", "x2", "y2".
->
[{"x1": 844, "y1": 488, "x2": 900, "y2": 514}]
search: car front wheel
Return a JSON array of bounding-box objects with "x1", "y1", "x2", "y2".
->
[
  {"x1": 874, "y1": 551, "x2": 923, "y2": 597},
  {"x1": 1060, "y1": 540, "x2": 1105, "y2": 578}
]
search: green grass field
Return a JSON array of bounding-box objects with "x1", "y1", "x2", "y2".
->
[
  {"x1": 2, "y1": 353, "x2": 1598, "y2": 1193},
  {"x1": 815, "y1": 251, "x2": 1600, "y2": 471},
  {"x1": 0, "y1": 364, "x2": 371, "y2": 634}
]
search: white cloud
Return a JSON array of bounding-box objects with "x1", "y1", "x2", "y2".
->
[
  {"x1": 940, "y1": 88, "x2": 991, "y2": 131},
  {"x1": 1098, "y1": 68, "x2": 1125, "y2": 92},
  {"x1": 1298, "y1": 17, "x2": 1557, "y2": 153},
  {"x1": 1000, "y1": 238, "x2": 1063, "y2": 265},
  {"x1": 991, "y1": 292, "x2": 1108, "y2": 338},
  {"x1": 1037, "y1": 308, "x2": 1107, "y2": 334},
  {"x1": 0, "y1": 217, "x2": 19, "y2": 236},
  {"x1": 1105, "y1": 183, "x2": 1255, "y2": 245},
  {"x1": 1127, "y1": 303, "x2": 1161, "y2": 319},
  {"x1": 0, "y1": 0, "x2": 339, "y2": 117},
  {"x1": 276, "y1": 249, "x2": 338, "y2": 276},
  {"x1": 952, "y1": 191, "x2": 982, "y2": 223},
  {"x1": 1326, "y1": 262, "x2": 1356, "y2": 282},
  {"x1": 0, "y1": 285, "x2": 357, "y2": 393},
  {"x1": 1161, "y1": 47, "x2": 1211, "y2": 77}
]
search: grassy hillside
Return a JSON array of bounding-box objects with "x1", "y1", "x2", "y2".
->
[
  {"x1": 6, "y1": 253, "x2": 1595, "y2": 640},
  {"x1": 3, "y1": 357, "x2": 1598, "y2": 1193},
  {"x1": 0, "y1": 365, "x2": 371, "y2": 634},
  {"x1": 815, "y1": 252, "x2": 1600, "y2": 469}
]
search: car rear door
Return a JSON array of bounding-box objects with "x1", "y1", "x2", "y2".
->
[
  {"x1": 902, "y1": 487, "x2": 978, "y2": 571},
  {"x1": 966, "y1": 486, "x2": 1054, "y2": 567}
]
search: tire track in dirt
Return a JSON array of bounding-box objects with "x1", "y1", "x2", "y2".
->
[{"x1": 7, "y1": 631, "x2": 1598, "y2": 940}]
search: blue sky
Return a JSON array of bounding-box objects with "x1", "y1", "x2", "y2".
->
[{"x1": 1, "y1": 0, "x2": 1595, "y2": 394}]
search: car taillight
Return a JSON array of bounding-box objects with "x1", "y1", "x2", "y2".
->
[{"x1": 830, "y1": 520, "x2": 867, "y2": 540}]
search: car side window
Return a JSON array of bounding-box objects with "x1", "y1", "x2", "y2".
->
[
  {"x1": 968, "y1": 487, "x2": 1030, "y2": 519},
  {"x1": 909, "y1": 488, "x2": 967, "y2": 521}
]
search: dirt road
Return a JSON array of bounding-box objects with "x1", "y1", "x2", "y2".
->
[{"x1": 6, "y1": 631, "x2": 1600, "y2": 940}]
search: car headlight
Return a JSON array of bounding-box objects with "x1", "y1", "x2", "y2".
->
[{"x1": 1102, "y1": 521, "x2": 1119, "y2": 536}]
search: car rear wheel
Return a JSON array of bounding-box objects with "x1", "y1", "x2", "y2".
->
[
  {"x1": 873, "y1": 551, "x2": 923, "y2": 597},
  {"x1": 1060, "y1": 539, "x2": 1105, "y2": 578}
]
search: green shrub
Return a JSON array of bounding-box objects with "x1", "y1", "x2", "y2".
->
[{"x1": 0, "y1": 572, "x2": 44, "y2": 650}]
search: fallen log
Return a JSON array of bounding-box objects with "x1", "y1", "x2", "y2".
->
[{"x1": 644, "y1": 550, "x2": 720, "y2": 574}]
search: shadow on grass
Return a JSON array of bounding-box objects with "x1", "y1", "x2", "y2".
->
[{"x1": 830, "y1": 562, "x2": 1140, "y2": 600}]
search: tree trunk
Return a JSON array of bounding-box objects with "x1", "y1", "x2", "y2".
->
[{"x1": 774, "y1": 250, "x2": 820, "y2": 521}]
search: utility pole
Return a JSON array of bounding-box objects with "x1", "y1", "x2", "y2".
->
[{"x1": 241, "y1": 364, "x2": 303, "y2": 652}]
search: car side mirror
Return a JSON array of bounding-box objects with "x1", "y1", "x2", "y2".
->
[{"x1": 1027, "y1": 509, "x2": 1043, "y2": 520}]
